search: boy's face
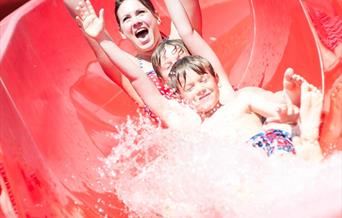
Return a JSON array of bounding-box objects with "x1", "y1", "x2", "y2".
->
[
  {"x1": 159, "y1": 45, "x2": 189, "y2": 80},
  {"x1": 178, "y1": 69, "x2": 220, "y2": 114}
]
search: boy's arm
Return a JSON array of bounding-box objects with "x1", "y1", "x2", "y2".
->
[
  {"x1": 238, "y1": 87, "x2": 299, "y2": 124},
  {"x1": 164, "y1": 0, "x2": 234, "y2": 98},
  {"x1": 64, "y1": 0, "x2": 143, "y2": 106}
]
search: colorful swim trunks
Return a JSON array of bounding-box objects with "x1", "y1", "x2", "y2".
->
[{"x1": 248, "y1": 129, "x2": 296, "y2": 156}]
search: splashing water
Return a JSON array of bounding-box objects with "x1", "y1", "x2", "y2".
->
[{"x1": 99, "y1": 113, "x2": 342, "y2": 218}]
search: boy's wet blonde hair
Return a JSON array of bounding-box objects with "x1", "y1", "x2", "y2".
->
[
  {"x1": 151, "y1": 39, "x2": 189, "y2": 78},
  {"x1": 168, "y1": 55, "x2": 217, "y2": 92}
]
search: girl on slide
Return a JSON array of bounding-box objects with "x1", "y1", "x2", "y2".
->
[{"x1": 63, "y1": 0, "x2": 202, "y2": 117}]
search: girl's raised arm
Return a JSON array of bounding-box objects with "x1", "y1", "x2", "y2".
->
[
  {"x1": 64, "y1": 0, "x2": 143, "y2": 105},
  {"x1": 75, "y1": 0, "x2": 141, "y2": 82},
  {"x1": 77, "y1": 0, "x2": 199, "y2": 128},
  {"x1": 169, "y1": 0, "x2": 202, "y2": 39},
  {"x1": 164, "y1": 0, "x2": 234, "y2": 99}
]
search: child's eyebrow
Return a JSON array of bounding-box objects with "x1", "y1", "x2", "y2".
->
[{"x1": 171, "y1": 46, "x2": 178, "y2": 54}]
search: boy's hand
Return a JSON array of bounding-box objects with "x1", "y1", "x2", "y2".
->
[
  {"x1": 266, "y1": 104, "x2": 299, "y2": 124},
  {"x1": 75, "y1": 0, "x2": 104, "y2": 40}
]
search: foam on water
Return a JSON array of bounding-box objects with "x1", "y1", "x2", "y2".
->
[{"x1": 100, "y1": 113, "x2": 342, "y2": 218}]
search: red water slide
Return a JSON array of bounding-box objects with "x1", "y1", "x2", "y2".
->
[
  {"x1": 0, "y1": 0, "x2": 28, "y2": 20},
  {"x1": 0, "y1": 0, "x2": 338, "y2": 216}
]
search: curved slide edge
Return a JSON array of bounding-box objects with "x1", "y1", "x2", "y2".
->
[{"x1": 0, "y1": 0, "x2": 339, "y2": 217}]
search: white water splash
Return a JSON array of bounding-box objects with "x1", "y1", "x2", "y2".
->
[{"x1": 100, "y1": 114, "x2": 342, "y2": 218}]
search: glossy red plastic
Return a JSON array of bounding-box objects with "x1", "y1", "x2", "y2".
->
[{"x1": 0, "y1": 0, "x2": 339, "y2": 216}]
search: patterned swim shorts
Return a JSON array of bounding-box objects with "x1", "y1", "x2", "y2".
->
[{"x1": 248, "y1": 129, "x2": 296, "y2": 156}]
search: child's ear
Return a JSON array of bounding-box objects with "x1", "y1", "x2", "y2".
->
[
  {"x1": 119, "y1": 31, "x2": 127, "y2": 39},
  {"x1": 155, "y1": 13, "x2": 161, "y2": 24},
  {"x1": 215, "y1": 73, "x2": 219, "y2": 82}
]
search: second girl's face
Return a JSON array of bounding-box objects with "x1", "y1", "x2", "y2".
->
[
  {"x1": 177, "y1": 69, "x2": 220, "y2": 114},
  {"x1": 117, "y1": 0, "x2": 162, "y2": 52},
  {"x1": 159, "y1": 45, "x2": 190, "y2": 80}
]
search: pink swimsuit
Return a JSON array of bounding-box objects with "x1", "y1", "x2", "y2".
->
[{"x1": 137, "y1": 59, "x2": 178, "y2": 123}]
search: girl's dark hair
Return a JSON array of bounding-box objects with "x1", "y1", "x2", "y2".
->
[{"x1": 115, "y1": 0, "x2": 157, "y2": 26}]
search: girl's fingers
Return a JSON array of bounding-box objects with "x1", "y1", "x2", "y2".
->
[
  {"x1": 80, "y1": 11, "x2": 86, "y2": 20},
  {"x1": 293, "y1": 106, "x2": 299, "y2": 115},
  {"x1": 99, "y1": 8, "x2": 104, "y2": 20},
  {"x1": 86, "y1": 0, "x2": 96, "y2": 15},
  {"x1": 76, "y1": 1, "x2": 99, "y2": 20},
  {"x1": 75, "y1": 5, "x2": 82, "y2": 18},
  {"x1": 84, "y1": 9, "x2": 89, "y2": 18},
  {"x1": 84, "y1": 0, "x2": 91, "y2": 15},
  {"x1": 75, "y1": 16, "x2": 83, "y2": 27},
  {"x1": 77, "y1": 1, "x2": 87, "y2": 20},
  {"x1": 289, "y1": 106, "x2": 295, "y2": 116},
  {"x1": 78, "y1": 7, "x2": 85, "y2": 20},
  {"x1": 280, "y1": 105, "x2": 287, "y2": 114}
]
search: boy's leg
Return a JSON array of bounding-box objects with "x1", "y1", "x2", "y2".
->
[
  {"x1": 282, "y1": 68, "x2": 306, "y2": 107},
  {"x1": 320, "y1": 78, "x2": 342, "y2": 152},
  {"x1": 294, "y1": 82, "x2": 323, "y2": 161}
]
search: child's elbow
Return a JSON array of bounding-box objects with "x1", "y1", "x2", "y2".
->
[{"x1": 130, "y1": 75, "x2": 145, "y2": 86}]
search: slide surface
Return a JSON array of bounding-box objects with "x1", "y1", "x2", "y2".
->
[{"x1": 0, "y1": 0, "x2": 338, "y2": 216}]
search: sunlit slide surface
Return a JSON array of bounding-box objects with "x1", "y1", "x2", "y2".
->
[{"x1": 0, "y1": 0, "x2": 341, "y2": 217}]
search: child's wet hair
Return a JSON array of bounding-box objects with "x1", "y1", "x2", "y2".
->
[
  {"x1": 168, "y1": 55, "x2": 217, "y2": 92},
  {"x1": 151, "y1": 39, "x2": 190, "y2": 78}
]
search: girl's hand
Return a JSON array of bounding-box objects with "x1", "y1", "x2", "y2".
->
[{"x1": 75, "y1": 0, "x2": 104, "y2": 40}]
